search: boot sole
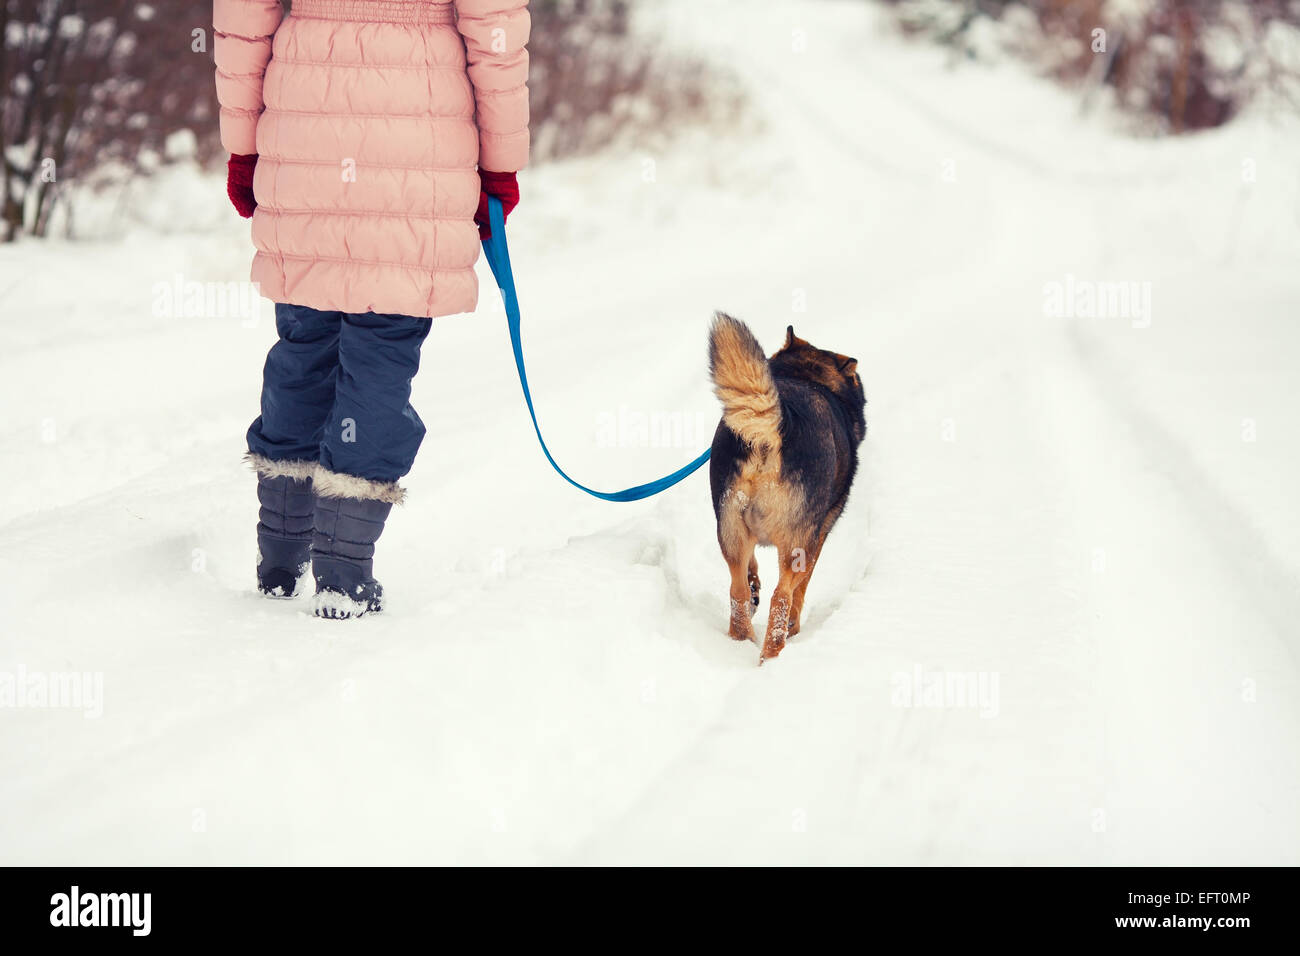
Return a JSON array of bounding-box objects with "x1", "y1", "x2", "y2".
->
[
  {"x1": 313, "y1": 605, "x2": 382, "y2": 620},
  {"x1": 311, "y1": 588, "x2": 383, "y2": 620}
]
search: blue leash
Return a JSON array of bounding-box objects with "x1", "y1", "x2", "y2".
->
[{"x1": 481, "y1": 196, "x2": 711, "y2": 502}]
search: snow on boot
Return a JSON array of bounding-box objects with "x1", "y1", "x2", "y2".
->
[
  {"x1": 310, "y1": 492, "x2": 393, "y2": 620},
  {"x1": 253, "y1": 466, "x2": 316, "y2": 598}
]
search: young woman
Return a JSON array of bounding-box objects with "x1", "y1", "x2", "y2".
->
[{"x1": 213, "y1": 0, "x2": 529, "y2": 618}]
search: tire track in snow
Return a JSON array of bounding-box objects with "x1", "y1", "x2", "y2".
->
[
  {"x1": 1066, "y1": 325, "x2": 1300, "y2": 666},
  {"x1": 1037, "y1": 326, "x2": 1300, "y2": 862}
]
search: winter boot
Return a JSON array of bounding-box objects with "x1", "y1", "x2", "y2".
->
[
  {"x1": 311, "y1": 494, "x2": 393, "y2": 619},
  {"x1": 254, "y1": 468, "x2": 316, "y2": 598}
]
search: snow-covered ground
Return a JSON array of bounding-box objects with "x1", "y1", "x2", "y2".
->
[{"x1": 2, "y1": 0, "x2": 1298, "y2": 864}]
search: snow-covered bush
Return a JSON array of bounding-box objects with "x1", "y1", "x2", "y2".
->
[
  {"x1": 2, "y1": 1, "x2": 219, "y2": 240},
  {"x1": 877, "y1": 0, "x2": 1300, "y2": 133},
  {"x1": 527, "y1": 0, "x2": 742, "y2": 160}
]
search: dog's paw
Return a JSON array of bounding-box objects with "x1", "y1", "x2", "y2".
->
[
  {"x1": 760, "y1": 597, "x2": 792, "y2": 661},
  {"x1": 758, "y1": 635, "x2": 786, "y2": 662},
  {"x1": 728, "y1": 598, "x2": 757, "y2": 642},
  {"x1": 727, "y1": 621, "x2": 757, "y2": 643}
]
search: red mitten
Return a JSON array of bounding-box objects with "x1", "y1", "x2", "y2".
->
[
  {"x1": 227, "y1": 153, "x2": 258, "y2": 219},
  {"x1": 474, "y1": 169, "x2": 519, "y2": 240}
]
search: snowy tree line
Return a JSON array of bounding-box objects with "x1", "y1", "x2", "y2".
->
[
  {"x1": 877, "y1": 0, "x2": 1300, "y2": 133},
  {"x1": 1, "y1": 1, "x2": 210, "y2": 240},
  {"x1": 1, "y1": 0, "x2": 730, "y2": 241}
]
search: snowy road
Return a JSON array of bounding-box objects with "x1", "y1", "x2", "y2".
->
[{"x1": 2, "y1": 0, "x2": 1298, "y2": 864}]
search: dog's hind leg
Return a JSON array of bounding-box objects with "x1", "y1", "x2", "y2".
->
[
  {"x1": 788, "y1": 528, "x2": 831, "y2": 637},
  {"x1": 718, "y1": 493, "x2": 759, "y2": 642},
  {"x1": 760, "y1": 547, "x2": 810, "y2": 663},
  {"x1": 787, "y1": 543, "x2": 820, "y2": 638},
  {"x1": 725, "y1": 541, "x2": 758, "y2": 643},
  {"x1": 788, "y1": 502, "x2": 845, "y2": 637}
]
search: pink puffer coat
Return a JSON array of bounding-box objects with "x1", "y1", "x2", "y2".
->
[{"x1": 213, "y1": 0, "x2": 530, "y2": 318}]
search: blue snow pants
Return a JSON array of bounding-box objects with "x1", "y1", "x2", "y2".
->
[{"x1": 247, "y1": 304, "x2": 434, "y2": 483}]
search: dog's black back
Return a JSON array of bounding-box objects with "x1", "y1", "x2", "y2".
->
[{"x1": 776, "y1": 372, "x2": 863, "y2": 525}]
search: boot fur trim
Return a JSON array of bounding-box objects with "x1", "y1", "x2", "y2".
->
[
  {"x1": 312, "y1": 464, "x2": 407, "y2": 505},
  {"x1": 245, "y1": 454, "x2": 406, "y2": 504},
  {"x1": 245, "y1": 454, "x2": 318, "y2": 482}
]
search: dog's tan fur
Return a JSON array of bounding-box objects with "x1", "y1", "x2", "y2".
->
[{"x1": 709, "y1": 317, "x2": 782, "y2": 452}]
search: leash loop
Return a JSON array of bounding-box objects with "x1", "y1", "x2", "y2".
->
[{"x1": 481, "y1": 196, "x2": 711, "y2": 502}]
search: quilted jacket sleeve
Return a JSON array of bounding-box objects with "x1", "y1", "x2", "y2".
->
[
  {"x1": 454, "y1": 0, "x2": 531, "y2": 172},
  {"x1": 213, "y1": 0, "x2": 285, "y2": 155}
]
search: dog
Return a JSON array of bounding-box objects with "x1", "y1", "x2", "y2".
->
[{"x1": 708, "y1": 314, "x2": 866, "y2": 663}]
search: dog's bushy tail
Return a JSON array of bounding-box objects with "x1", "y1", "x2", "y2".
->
[{"x1": 708, "y1": 313, "x2": 781, "y2": 451}]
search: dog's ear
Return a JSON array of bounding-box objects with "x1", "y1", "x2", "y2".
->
[
  {"x1": 784, "y1": 326, "x2": 809, "y2": 350},
  {"x1": 838, "y1": 356, "x2": 858, "y2": 374}
]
